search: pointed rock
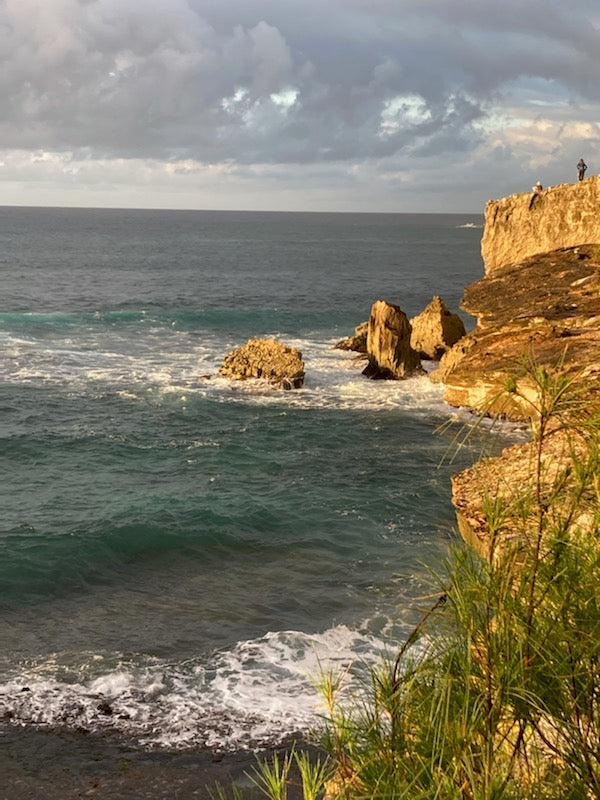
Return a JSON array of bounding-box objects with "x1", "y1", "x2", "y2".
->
[
  {"x1": 410, "y1": 295, "x2": 466, "y2": 360},
  {"x1": 363, "y1": 300, "x2": 422, "y2": 379}
]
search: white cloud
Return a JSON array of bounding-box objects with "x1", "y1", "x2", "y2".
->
[
  {"x1": 270, "y1": 89, "x2": 299, "y2": 110},
  {"x1": 379, "y1": 94, "x2": 432, "y2": 138}
]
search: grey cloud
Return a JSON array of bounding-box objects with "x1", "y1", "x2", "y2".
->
[{"x1": 0, "y1": 0, "x2": 599, "y2": 172}]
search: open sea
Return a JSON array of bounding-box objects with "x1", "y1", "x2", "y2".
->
[{"x1": 0, "y1": 207, "x2": 509, "y2": 753}]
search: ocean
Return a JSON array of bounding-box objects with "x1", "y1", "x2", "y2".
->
[{"x1": 0, "y1": 207, "x2": 510, "y2": 752}]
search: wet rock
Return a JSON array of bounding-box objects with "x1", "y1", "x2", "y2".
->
[
  {"x1": 334, "y1": 321, "x2": 368, "y2": 352},
  {"x1": 219, "y1": 338, "x2": 305, "y2": 389}
]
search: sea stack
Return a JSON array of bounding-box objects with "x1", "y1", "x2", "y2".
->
[
  {"x1": 410, "y1": 295, "x2": 466, "y2": 361},
  {"x1": 362, "y1": 299, "x2": 422, "y2": 379}
]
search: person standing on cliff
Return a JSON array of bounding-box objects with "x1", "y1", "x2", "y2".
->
[
  {"x1": 577, "y1": 158, "x2": 587, "y2": 181},
  {"x1": 529, "y1": 181, "x2": 543, "y2": 209}
]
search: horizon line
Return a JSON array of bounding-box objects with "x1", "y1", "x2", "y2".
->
[{"x1": 0, "y1": 203, "x2": 483, "y2": 216}]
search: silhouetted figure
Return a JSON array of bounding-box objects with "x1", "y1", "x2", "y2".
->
[
  {"x1": 577, "y1": 158, "x2": 587, "y2": 181},
  {"x1": 529, "y1": 181, "x2": 543, "y2": 209}
]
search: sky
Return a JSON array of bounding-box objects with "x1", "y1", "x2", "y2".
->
[{"x1": 1, "y1": 0, "x2": 600, "y2": 213}]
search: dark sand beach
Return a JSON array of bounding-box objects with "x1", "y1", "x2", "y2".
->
[{"x1": 1, "y1": 725, "x2": 309, "y2": 800}]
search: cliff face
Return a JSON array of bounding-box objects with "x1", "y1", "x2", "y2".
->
[
  {"x1": 445, "y1": 180, "x2": 600, "y2": 554},
  {"x1": 481, "y1": 176, "x2": 600, "y2": 277},
  {"x1": 438, "y1": 177, "x2": 600, "y2": 419},
  {"x1": 436, "y1": 245, "x2": 600, "y2": 416}
]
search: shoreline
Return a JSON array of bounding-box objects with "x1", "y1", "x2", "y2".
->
[{"x1": 0, "y1": 723, "x2": 311, "y2": 800}]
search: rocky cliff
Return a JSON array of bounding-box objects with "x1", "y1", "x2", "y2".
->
[
  {"x1": 435, "y1": 245, "x2": 600, "y2": 417},
  {"x1": 445, "y1": 180, "x2": 600, "y2": 554},
  {"x1": 481, "y1": 175, "x2": 600, "y2": 277}
]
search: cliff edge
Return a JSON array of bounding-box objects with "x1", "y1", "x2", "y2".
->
[
  {"x1": 481, "y1": 175, "x2": 600, "y2": 277},
  {"x1": 436, "y1": 177, "x2": 600, "y2": 419},
  {"x1": 444, "y1": 180, "x2": 600, "y2": 555}
]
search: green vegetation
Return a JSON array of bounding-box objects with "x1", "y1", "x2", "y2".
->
[{"x1": 216, "y1": 365, "x2": 600, "y2": 799}]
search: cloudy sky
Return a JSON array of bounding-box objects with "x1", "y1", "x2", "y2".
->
[{"x1": 1, "y1": 0, "x2": 599, "y2": 213}]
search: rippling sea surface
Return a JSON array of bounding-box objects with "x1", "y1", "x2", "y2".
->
[{"x1": 0, "y1": 207, "x2": 510, "y2": 751}]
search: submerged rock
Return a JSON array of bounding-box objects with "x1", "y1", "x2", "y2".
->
[
  {"x1": 219, "y1": 337, "x2": 305, "y2": 389},
  {"x1": 362, "y1": 300, "x2": 422, "y2": 380},
  {"x1": 410, "y1": 295, "x2": 466, "y2": 360}
]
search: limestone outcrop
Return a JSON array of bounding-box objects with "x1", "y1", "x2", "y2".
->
[
  {"x1": 334, "y1": 321, "x2": 368, "y2": 352},
  {"x1": 481, "y1": 176, "x2": 600, "y2": 277},
  {"x1": 445, "y1": 180, "x2": 600, "y2": 554},
  {"x1": 362, "y1": 300, "x2": 422, "y2": 380},
  {"x1": 436, "y1": 245, "x2": 600, "y2": 417},
  {"x1": 410, "y1": 295, "x2": 466, "y2": 361},
  {"x1": 452, "y1": 428, "x2": 595, "y2": 559},
  {"x1": 219, "y1": 338, "x2": 305, "y2": 389}
]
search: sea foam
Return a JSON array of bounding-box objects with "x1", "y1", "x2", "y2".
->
[{"x1": 0, "y1": 624, "x2": 387, "y2": 751}]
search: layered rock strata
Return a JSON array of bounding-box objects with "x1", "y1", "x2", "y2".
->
[
  {"x1": 219, "y1": 338, "x2": 305, "y2": 389},
  {"x1": 435, "y1": 246, "x2": 600, "y2": 417},
  {"x1": 446, "y1": 182, "x2": 600, "y2": 552},
  {"x1": 452, "y1": 429, "x2": 595, "y2": 559},
  {"x1": 362, "y1": 300, "x2": 422, "y2": 380}
]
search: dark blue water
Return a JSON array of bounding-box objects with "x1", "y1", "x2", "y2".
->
[{"x1": 0, "y1": 207, "x2": 504, "y2": 750}]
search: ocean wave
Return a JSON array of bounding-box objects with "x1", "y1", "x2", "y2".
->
[{"x1": 0, "y1": 625, "x2": 388, "y2": 751}]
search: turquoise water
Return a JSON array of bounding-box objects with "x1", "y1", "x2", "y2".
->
[{"x1": 0, "y1": 208, "x2": 507, "y2": 750}]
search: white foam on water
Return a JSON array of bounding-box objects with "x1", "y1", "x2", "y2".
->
[
  {"x1": 3, "y1": 327, "x2": 530, "y2": 448},
  {"x1": 2, "y1": 328, "x2": 458, "y2": 419},
  {"x1": 0, "y1": 327, "x2": 218, "y2": 395},
  {"x1": 193, "y1": 337, "x2": 454, "y2": 418},
  {"x1": 0, "y1": 624, "x2": 388, "y2": 752}
]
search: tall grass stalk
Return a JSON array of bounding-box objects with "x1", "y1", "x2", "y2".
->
[{"x1": 252, "y1": 363, "x2": 600, "y2": 799}]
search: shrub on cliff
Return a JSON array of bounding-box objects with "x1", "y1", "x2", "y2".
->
[{"x1": 250, "y1": 365, "x2": 600, "y2": 799}]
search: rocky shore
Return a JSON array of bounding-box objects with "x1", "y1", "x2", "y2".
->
[
  {"x1": 8, "y1": 184, "x2": 598, "y2": 798},
  {"x1": 332, "y1": 178, "x2": 600, "y2": 555},
  {"x1": 440, "y1": 177, "x2": 600, "y2": 552}
]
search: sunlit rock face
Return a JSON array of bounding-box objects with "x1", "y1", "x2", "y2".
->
[
  {"x1": 439, "y1": 193, "x2": 600, "y2": 419},
  {"x1": 410, "y1": 295, "x2": 466, "y2": 361},
  {"x1": 445, "y1": 180, "x2": 600, "y2": 553},
  {"x1": 481, "y1": 176, "x2": 600, "y2": 277},
  {"x1": 362, "y1": 300, "x2": 422, "y2": 380},
  {"x1": 451, "y1": 429, "x2": 595, "y2": 559},
  {"x1": 219, "y1": 337, "x2": 305, "y2": 389}
]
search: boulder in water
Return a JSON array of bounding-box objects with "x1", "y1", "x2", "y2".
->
[
  {"x1": 410, "y1": 295, "x2": 466, "y2": 361},
  {"x1": 334, "y1": 321, "x2": 368, "y2": 353},
  {"x1": 362, "y1": 300, "x2": 422, "y2": 379},
  {"x1": 219, "y1": 338, "x2": 305, "y2": 389}
]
